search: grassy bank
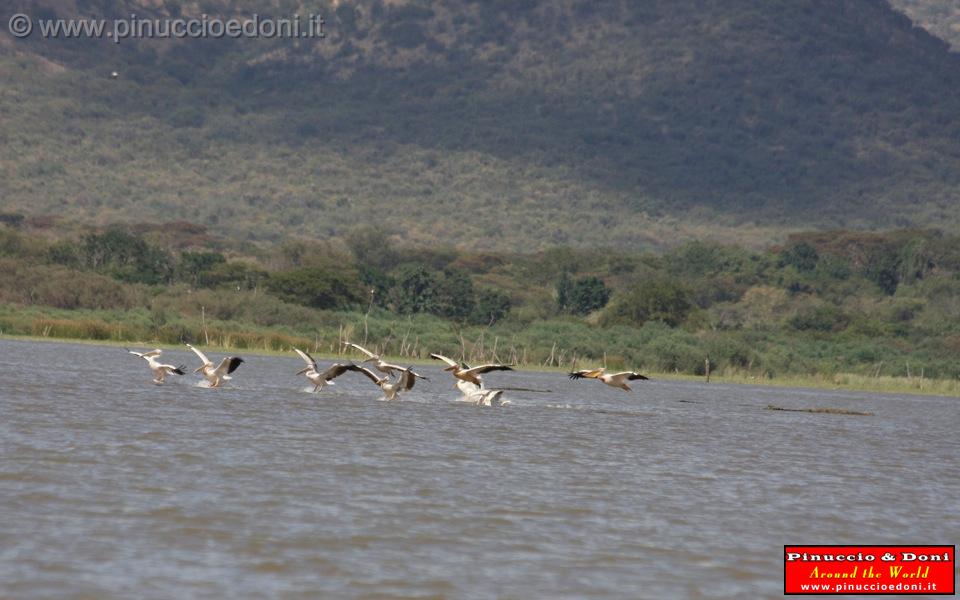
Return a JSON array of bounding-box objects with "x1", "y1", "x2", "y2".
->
[{"x1": 3, "y1": 325, "x2": 957, "y2": 399}]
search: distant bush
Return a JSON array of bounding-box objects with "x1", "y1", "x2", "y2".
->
[
  {"x1": 266, "y1": 265, "x2": 364, "y2": 310},
  {"x1": 602, "y1": 278, "x2": 695, "y2": 327}
]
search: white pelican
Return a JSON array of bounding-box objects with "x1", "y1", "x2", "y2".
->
[
  {"x1": 569, "y1": 368, "x2": 650, "y2": 391},
  {"x1": 429, "y1": 353, "x2": 513, "y2": 386},
  {"x1": 456, "y1": 379, "x2": 510, "y2": 406},
  {"x1": 127, "y1": 348, "x2": 185, "y2": 384},
  {"x1": 342, "y1": 341, "x2": 424, "y2": 379},
  {"x1": 293, "y1": 348, "x2": 367, "y2": 393},
  {"x1": 352, "y1": 365, "x2": 420, "y2": 401},
  {"x1": 186, "y1": 343, "x2": 244, "y2": 388}
]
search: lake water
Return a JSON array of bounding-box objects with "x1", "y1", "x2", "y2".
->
[{"x1": 1, "y1": 339, "x2": 956, "y2": 598}]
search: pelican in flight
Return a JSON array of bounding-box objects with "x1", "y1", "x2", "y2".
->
[
  {"x1": 127, "y1": 348, "x2": 186, "y2": 384},
  {"x1": 429, "y1": 353, "x2": 513, "y2": 386},
  {"x1": 569, "y1": 368, "x2": 650, "y2": 391},
  {"x1": 456, "y1": 379, "x2": 510, "y2": 406},
  {"x1": 342, "y1": 341, "x2": 419, "y2": 378},
  {"x1": 352, "y1": 366, "x2": 420, "y2": 401},
  {"x1": 293, "y1": 348, "x2": 364, "y2": 393},
  {"x1": 186, "y1": 343, "x2": 244, "y2": 388}
]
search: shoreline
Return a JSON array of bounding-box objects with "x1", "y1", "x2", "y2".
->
[{"x1": 3, "y1": 332, "x2": 957, "y2": 399}]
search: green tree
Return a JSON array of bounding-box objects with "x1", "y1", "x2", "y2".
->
[
  {"x1": 434, "y1": 268, "x2": 476, "y2": 320},
  {"x1": 471, "y1": 288, "x2": 511, "y2": 325},
  {"x1": 178, "y1": 251, "x2": 226, "y2": 286},
  {"x1": 390, "y1": 264, "x2": 438, "y2": 314},
  {"x1": 779, "y1": 242, "x2": 819, "y2": 272},
  {"x1": 81, "y1": 230, "x2": 174, "y2": 285},
  {"x1": 603, "y1": 278, "x2": 694, "y2": 327},
  {"x1": 555, "y1": 271, "x2": 573, "y2": 313},
  {"x1": 568, "y1": 276, "x2": 611, "y2": 315},
  {"x1": 266, "y1": 266, "x2": 363, "y2": 309}
]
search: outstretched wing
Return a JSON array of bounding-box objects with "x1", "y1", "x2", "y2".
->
[
  {"x1": 398, "y1": 368, "x2": 417, "y2": 391},
  {"x1": 624, "y1": 372, "x2": 650, "y2": 381},
  {"x1": 320, "y1": 363, "x2": 379, "y2": 385},
  {"x1": 344, "y1": 342, "x2": 377, "y2": 360},
  {"x1": 344, "y1": 364, "x2": 383, "y2": 385},
  {"x1": 162, "y1": 364, "x2": 186, "y2": 375},
  {"x1": 464, "y1": 364, "x2": 514, "y2": 376},
  {"x1": 569, "y1": 368, "x2": 603, "y2": 380},
  {"x1": 127, "y1": 348, "x2": 162, "y2": 359},
  {"x1": 430, "y1": 353, "x2": 459, "y2": 368},
  {"x1": 214, "y1": 357, "x2": 244, "y2": 376},
  {"x1": 186, "y1": 344, "x2": 212, "y2": 366},
  {"x1": 293, "y1": 348, "x2": 318, "y2": 370}
]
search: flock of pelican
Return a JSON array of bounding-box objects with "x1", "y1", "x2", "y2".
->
[{"x1": 128, "y1": 341, "x2": 651, "y2": 404}]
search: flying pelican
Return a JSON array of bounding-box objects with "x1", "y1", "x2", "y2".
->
[
  {"x1": 342, "y1": 341, "x2": 422, "y2": 378},
  {"x1": 456, "y1": 379, "x2": 510, "y2": 406},
  {"x1": 429, "y1": 353, "x2": 513, "y2": 386},
  {"x1": 127, "y1": 348, "x2": 186, "y2": 384},
  {"x1": 569, "y1": 368, "x2": 650, "y2": 391},
  {"x1": 352, "y1": 365, "x2": 420, "y2": 401},
  {"x1": 293, "y1": 348, "x2": 367, "y2": 393},
  {"x1": 185, "y1": 343, "x2": 244, "y2": 388}
]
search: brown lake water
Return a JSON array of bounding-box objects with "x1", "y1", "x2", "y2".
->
[{"x1": 1, "y1": 339, "x2": 957, "y2": 598}]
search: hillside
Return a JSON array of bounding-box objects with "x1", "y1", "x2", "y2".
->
[
  {"x1": 891, "y1": 0, "x2": 960, "y2": 49},
  {"x1": 2, "y1": 0, "x2": 960, "y2": 250}
]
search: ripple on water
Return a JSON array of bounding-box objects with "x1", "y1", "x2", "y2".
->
[{"x1": 0, "y1": 339, "x2": 958, "y2": 598}]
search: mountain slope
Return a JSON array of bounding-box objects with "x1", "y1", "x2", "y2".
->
[
  {"x1": 2, "y1": 0, "x2": 960, "y2": 250},
  {"x1": 891, "y1": 0, "x2": 960, "y2": 49}
]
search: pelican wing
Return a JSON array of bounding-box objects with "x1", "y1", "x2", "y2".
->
[
  {"x1": 160, "y1": 364, "x2": 186, "y2": 375},
  {"x1": 186, "y1": 343, "x2": 212, "y2": 366},
  {"x1": 430, "y1": 353, "x2": 459, "y2": 368},
  {"x1": 398, "y1": 369, "x2": 417, "y2": 391},
  {"x1": 344, "y1": 342, "x2": 378, "y2": 360},
  {"x1": 294, "y1": 348, "x2": 318, "y2": 369},
  {"x1": 127, "y1": 348, "x2": 162, "y2": 359},
  {"x1": 464, "y1": 364, "x2": 513, "y2": 376},
  {"x1": 610, "y1": 371, "x2": 650, "y2": 381},
  {"x1": 569, "y1": 368, "x2": 604, "y2": 380},
  {"x1": 350, "y1": 364, "x2": 383, "y2": 386},
  {"x1": 319, "y1": 363, "x2": 379, "y2": 385},
  {"x1": 213, "y1": 356, "x2": 244, "y2": 376},
  {"x1": 377, "y1": 360, "x2": 406, "y2": 373}
]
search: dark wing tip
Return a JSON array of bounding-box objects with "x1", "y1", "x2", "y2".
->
[
  {"x1": 569, "y1": 372, "x2": 583, "y2": 380},
  {"x1": 226, "y1": 357, "x2": 244, "y2": 374},
  {"x1": 173, "y1": 365, "x2": 186, "y2": 375},
  {"x1": 629, "y1": 373, "x2": 650, "y2": 380}
]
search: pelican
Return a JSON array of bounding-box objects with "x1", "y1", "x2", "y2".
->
[
  {"x1": 569, "y1": 368, "x2": 650, "y2": 391},
  {"x1": 429, "y1": 353, "x2": 513, "y2": 386},
  {"x1": 293, "y1": 348, "x2": 366, "y2": 393},
  {"x1": 352, "y1": 365, "x2": 420, "y2": 401},
  {"x1": 127, "y1": 348, "x2": 185, "y2": 384},
  {"x1": 342, "y1": 341, "x2": 419, "y2": 378},
  {"x1": 456, "y1": 379, "x2": 510, "y2": 406},
  {"x1": 185, "y1": 343, "x2": 244, "y2": 388}
]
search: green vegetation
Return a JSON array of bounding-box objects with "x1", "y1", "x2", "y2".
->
[
  {"x1": 3, "y1": 219, "x2": 960, "y2": 394},
  {"x1": 2, "y1": 0, "x2": 960, "y2": 251}
]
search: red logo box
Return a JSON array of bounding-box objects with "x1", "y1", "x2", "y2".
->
[{"x1": 784, "y1": 545, "x2": 955, "y2": 595}]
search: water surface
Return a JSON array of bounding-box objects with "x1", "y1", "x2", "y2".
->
[{"x1": 1, "y1": 339, "x2": 956, "y2": 598}]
